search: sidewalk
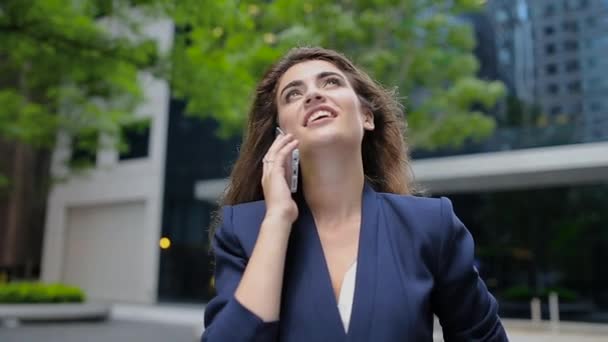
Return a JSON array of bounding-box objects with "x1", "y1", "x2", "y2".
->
[
  {"x1": 1, "y1": 303, "x2": 607, "y2": 341},
  {"x1": 113, "y1": 303, "x2": 608, "y2": 341},
  {"x1": 501, "y1": 319, "x2": 608, "y2": 342},
  {"x1": 0, "y1": 320, "x2": 196, "y2": 342}
]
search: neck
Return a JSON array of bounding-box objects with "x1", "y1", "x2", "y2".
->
[{"x1": 300, "y1": 147, "x2": 365, "y2": 228}]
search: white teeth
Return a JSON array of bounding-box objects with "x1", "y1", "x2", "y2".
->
[{"x1": 307, "y1": 110, "x2": 332, "y2": 125}]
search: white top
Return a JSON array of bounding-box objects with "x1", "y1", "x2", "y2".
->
[{"x1": 337, "y1": 261, "x2": 357, "y2": 333}]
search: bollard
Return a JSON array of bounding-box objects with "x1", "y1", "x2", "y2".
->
[
  {"x1": 549, "y1": 292, "x2": 560, "y2": 332},
  {"x1": 1, "y1": 318, "x2": 20, "y2": 328},
  {"x1": 530, "y1": 297, "x2": 541, "y2": 326}
]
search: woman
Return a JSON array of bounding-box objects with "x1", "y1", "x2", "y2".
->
[{"x1": 202, "y1": 47, "x2": 508, "y2": 341}]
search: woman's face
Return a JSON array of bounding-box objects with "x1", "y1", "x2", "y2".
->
[{"x1": 275, "y1": 60, "x2": 374, "y2": 152}]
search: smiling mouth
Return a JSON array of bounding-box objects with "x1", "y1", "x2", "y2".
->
[{"x1": 305, "y1": 109, "x2": 337, "y2": 127}]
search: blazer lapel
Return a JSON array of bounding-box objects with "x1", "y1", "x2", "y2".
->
[
  {"x1": 347, "y1": 183, "x2": 379, "y2": 341},
  {"x1": 291, "y1": 203, "x2": 346, "y2": 340},
  {"x1": 286, "y1": 183, "x2": 379, "y2": 341}
]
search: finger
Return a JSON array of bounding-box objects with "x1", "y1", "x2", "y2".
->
[
  {"x1": 273, "y1": 139, "x2": 299, "y2": 170},
  {"x1": 262, "y1": 139, "x2": 298, "y2": 186},
  {"x1": 264, "y1": 133, "x2": 294, "y2": 162},
  {"x1": 263, "y1": 138, "x2": 297, "y2": 172},
  {"x1": 269, "y1": 133, "x2": 293, "y2": 154},
  {"x1": 262, "y1": 136, "x2": 292, "y2": 173}
]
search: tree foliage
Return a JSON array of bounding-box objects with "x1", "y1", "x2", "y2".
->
[
  {"x1": 0, "y1": 0, "x2": 505, "y2": 159},
  {"x1": 168, "y1": 0, "x2": 506, "y2": 148},
  {"x1": 0, "y1": 0, "x2": 159, "y2": 152}
]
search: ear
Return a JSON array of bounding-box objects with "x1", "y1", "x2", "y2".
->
[{"x1": 363, "y1": 109, "x2": 375, "y2": 131}]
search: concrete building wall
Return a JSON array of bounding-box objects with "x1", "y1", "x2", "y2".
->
[{"x1": 41, "y1": 18, "x2": 174, "y2": 304}]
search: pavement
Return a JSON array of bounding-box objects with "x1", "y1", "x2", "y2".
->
[
  {"x1": 3, "y1": 320, "x2": 608, "y2": 342},
  {"x1": 0, "y1": 320, "x2": 198, "y2": 342},
  {"x1": 504, "y1": 332, "x2": 608, "y2": 342},
  {"x1": 1, "y1": 303, "x2": 607, "y2": 342}
]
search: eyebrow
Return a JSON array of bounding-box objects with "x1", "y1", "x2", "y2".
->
[{"x1": 279, "y1": 71, "x2": 345, "y2": 98}]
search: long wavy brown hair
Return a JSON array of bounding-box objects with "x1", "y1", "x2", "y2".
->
[{"x1": 216, "y1": 47, "x2": 414, "y2": 225}]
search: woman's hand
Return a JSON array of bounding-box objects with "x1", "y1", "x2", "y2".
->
[{"x1": 261, "y1": 133, "x2": 300, "y2": 224}]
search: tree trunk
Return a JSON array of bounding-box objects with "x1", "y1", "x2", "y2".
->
[{"x1": 0, "y1": 139, "x2": 50, "y2": 280}]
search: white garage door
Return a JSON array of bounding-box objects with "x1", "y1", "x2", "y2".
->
[{"x1": 63, "y1": 201, "x2": 148, "y2": 303}]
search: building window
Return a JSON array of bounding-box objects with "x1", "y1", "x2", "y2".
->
[
  {"x1": 563, "y1": 40, "x2": 579, "y2": 51},
  {"x1": 590, "y1": 102, "x2": 601, "y2": 112},
  {"x1": 545, "y1": 43, "x2": 556, "y2": 54},
  {"x1": 496, "y1": 9, "x2": 508, "y2": 23},
  {"x1": 544, "y1": 26, "x2": 555, "y2": 35},
  {"x1": 499, "y1": 49, "x2": 511, "y2": 64},
  {"x1": 565, "y1": 0, "x2": 589, "y2": 10},
  {"x1": 550, "y1": 106, "x2": 562, "y2": 115},
  {"x1": 588, "y1": 58, "x2": 597, "y2": 67},
  {"x1": 444, "y1": 184, "x2": 608, "y2": 324},
  {"x1": 588, "y1": 78, "x2": 600, "y2": 89},
  {"x1": 586, "y1": 17, "x2": 596, "y2": 27},
  {"x1": 70, "y1": 129, "x2": 99, "y2": 169},
  {"x1": 119, "y1": 118, "x2": 151, "y2": 160},
  {"x1": 545, "y1": 4, "x2": 556, "y2": 17},
  {"x1": 565, "y1": 60, "x2": 580, "y2": 72},
  {"x1": 546, "y1": 64, "x2": 558, "y2": 75},
  {"x1": 562, "y1": 20, "x2": 579, "y2": 33},
  {"x1": 547, "y1": 84, "x2": 560, "y2": 94},
  {"x1": 571, "y1": 102, "x2": 583, "y2": 114},
  {"x1": 567, "y1": 81, "x2": 581, "y2": 93}
]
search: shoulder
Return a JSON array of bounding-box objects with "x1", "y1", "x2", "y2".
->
[
  {"x1": 377, "y1": 192, "x2": 454, "y2": 226},
  {"x1": 376, "y1": 193, "x2": 464, "y2": 275},
  {"x1": 218, "y1": 200, "x2": 267, "y2": 256},
  {"x1": 222, "y1": 200, "x2": 267, "y2": 225},
  {"x1": 376, "y1": 192, "x2": 458, "y2": 247}
]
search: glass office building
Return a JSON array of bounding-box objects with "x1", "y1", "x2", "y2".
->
[{"x1": 158, "y1": 99, "x2": 241, "y2": 303}]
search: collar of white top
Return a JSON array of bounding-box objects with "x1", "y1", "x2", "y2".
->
[{"x1": 337, "y1": 261, "x2": 358, "y2": 333}]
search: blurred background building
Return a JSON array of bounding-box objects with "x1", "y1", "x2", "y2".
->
[{"x1": 1, "y1": 0, "x2": 604, "y2": 324}]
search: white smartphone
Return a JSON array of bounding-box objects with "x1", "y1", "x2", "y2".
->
[{"x1": 275, "y1": 127, "x2": 299, "y2": 193}]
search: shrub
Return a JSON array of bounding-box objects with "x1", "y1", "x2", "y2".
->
[
  {"x1": 540, "y1": 287, "x2": 579, "y2": 302},
  {"x1": 502, "y1": 285, "x2": 534, "y2": 301},
  {"x1": 501, "y1": 285, "x2": 579, "y2": 303},
  {"x1": 0, "y1": 282, "x2": 85, "y2": 303}
]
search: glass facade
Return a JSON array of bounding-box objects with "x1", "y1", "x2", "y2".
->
[
  {"x1": 443, "y1": 183, "x2": 608, "y2": 322},
  {"x1": 158, "y1": 99, "x2": 240, "y2": 303},
  {"x1": 415, "y1": 0, "x2": 608, "y2": 159}
]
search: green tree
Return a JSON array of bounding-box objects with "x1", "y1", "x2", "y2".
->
[
  {"x1": 0, "y1": 0, "x2": 159, "y2": 154},
  {"x1": 0, "y1": 0, "x2": 161, "y2": 278},
  {"x1": 168, "y1": 0, "x2": 505, "y2": 148},
  {"x1": 1, "y1": 0, "x2": 506, "y2": 177}
]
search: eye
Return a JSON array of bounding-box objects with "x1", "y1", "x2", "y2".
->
[
  {"x1": 285, "y1": 89, "x2": 301, "y2": 101},
  {"x1": 324, "y1": 77, "x2": 342, "y2": 87}
]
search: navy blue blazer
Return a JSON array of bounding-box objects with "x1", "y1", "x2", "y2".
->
[{"x1": 202, "y1": 184, "x2": 508, "y2": 341}]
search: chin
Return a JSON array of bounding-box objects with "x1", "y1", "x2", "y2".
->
[{"x1": 301, "y1": 126, "x2": 360, "y2": 152}]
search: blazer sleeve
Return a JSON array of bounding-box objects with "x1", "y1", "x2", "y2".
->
[
  {"x1": 201, "y1": 206, "x2": 279, "y2": 341},
  {"x1": 432, "y1": 197, "x2": 509, "y2": 342}
]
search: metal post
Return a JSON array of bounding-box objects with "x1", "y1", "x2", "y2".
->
[
  {"x1": 530, "y1": 297, "x2": 541, "y2": 325},
  {"x1": 549, "y1": 292, "x2": 560, "y2": 332}
]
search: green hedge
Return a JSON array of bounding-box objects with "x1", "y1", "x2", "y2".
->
[
  {"x1": 501, "y1": 285, "x2": 579, "y2": 302},
  {"x1": 0, "y1": 282, "x2": 85, "y2": 303}
]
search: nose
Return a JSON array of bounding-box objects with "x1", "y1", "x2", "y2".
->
[{"x1": 304, "y1": 91, "x2": 325, "y2": 107}]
